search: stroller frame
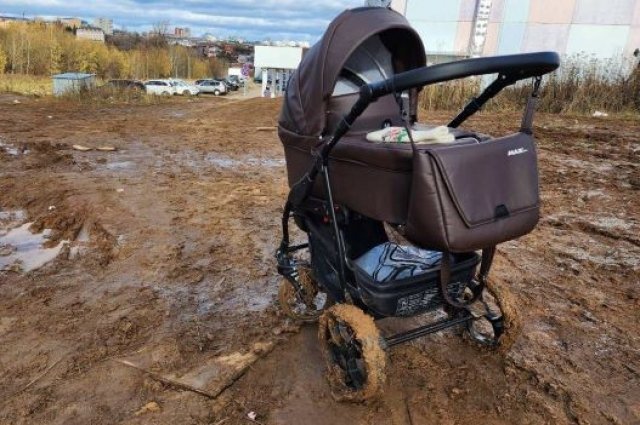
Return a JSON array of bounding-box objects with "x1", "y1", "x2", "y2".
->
[{"x1": 277, "y1": 52, "x2": 559, "y2": 346}]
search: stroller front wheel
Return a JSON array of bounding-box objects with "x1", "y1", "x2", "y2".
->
[
  {"x1": 318, "y1": 304, "x2": 386, "y2": 402},
  {"x1": 278, "y1": 267, "x2": 329, "y2": 323}
]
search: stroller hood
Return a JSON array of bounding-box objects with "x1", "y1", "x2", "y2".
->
[{"x1": 279, "y1": 7, "x2": 426, "y2": 138}]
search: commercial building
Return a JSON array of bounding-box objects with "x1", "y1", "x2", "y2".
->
[
  {"x1": 254, "y1": 46, "x2": 306, "y2": 97},
  {"x1": 93, "y1": 18, "x2": 113, "y2": 36},
  {"x1": 387, "y1": 0, "x2": 640, "y2": 61},
  {"x1": 76, "y1": 27, "x2": 105, "y2": 42}
]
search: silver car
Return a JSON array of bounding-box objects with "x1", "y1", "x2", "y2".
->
[
  {"x1": 169, "y1": 79, "x2": 200, "y2": 96},
  {"x1": 144, "y1": 80, "x2": 175, "y2": 96},
  {"x1": 195, "y1": 79, "x2": 227, "y2": 96}
]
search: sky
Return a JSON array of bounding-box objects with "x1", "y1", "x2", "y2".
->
[{"x1": 0, "y1": 0, "x2": 364, "y2": 41}]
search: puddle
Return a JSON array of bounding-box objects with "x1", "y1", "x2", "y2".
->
[
  {"x1": 0, "y1": 139, "x2": 22, "y2": 156},
  {"x1": 0, "y1": 223, "x2": 68, "y2": 272},
  {"x1": 591, "y1": 217, "x2": 635, "y2": 231},
  {"x1": 556, "y1": 157, "x2": 614, "y2": 173},
  {"x1": 216, "y1": 278, "x2": 276, "y2": 313},
  {"x1": 205, "y1": 154, "x2": 235, "y2": 168},
  {"x1": 204, "y1": 153, "x2": 284, "y2": 169},
  {"x1": 154, "y1": 151, "x2": 285, "y2": 173},
  {"x1": 186, "y1": 276, "x2": 276, "y2": 316},
  {"x1": 106, "y1": 161, "x2": 135, "y2": 170}
]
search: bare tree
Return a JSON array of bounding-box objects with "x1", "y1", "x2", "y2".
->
[
  {"x1": 148, "y1": 21, "x2": 170, "y2": 49},
  {"x1": 152, "y1": 21, "x2": 170, "y2": 38}
]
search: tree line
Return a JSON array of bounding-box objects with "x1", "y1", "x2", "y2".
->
[{"x1": 0, "y1": 21, "x2": 227, "y2": 80}]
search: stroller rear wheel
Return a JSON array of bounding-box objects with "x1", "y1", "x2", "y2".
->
[
  {"x1": 465, "y1": 278, "x2": 521, "y2": 352},
  {"x1": 318, "y1": 304, "x2": 386, "y2": 402},
  {"x1": 278, "y1": 267, "x2": 328, "y2": 323}
]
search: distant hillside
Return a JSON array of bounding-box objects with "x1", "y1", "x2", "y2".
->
[{"x1": 0, "y1": 21, "x2": 225, "y2": 80}]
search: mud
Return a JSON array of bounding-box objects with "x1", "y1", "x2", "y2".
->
[{"x1": 0, "y1": 94, "x2": 638, "y2": 424}]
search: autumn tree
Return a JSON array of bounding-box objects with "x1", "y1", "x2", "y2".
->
[
  {"x1": 0, "y1": 46, "x2": 6, "y2": 74},
  {"x1": 50, "y1": 40, "x2": 62, "y2": 74},
  {"x1": 0, "y1": 21, "x2": 212, "y2": 80}
]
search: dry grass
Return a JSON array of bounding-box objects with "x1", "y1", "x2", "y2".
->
[
  {"x1": 0, "y1": 73, "x2": 168, "y2": 105},
  {"x1": 419, "y1": 55, "x2": 640, "y2": 115},
  {"x1": 58, "y1": 86, "x2": 167, "y2": 106},
  {"x1": 0, "y1": 74, "x2": 52, "y2": 96},
  {"x1": 420, "y1": 79, "x2": 480, "y2": 111}
]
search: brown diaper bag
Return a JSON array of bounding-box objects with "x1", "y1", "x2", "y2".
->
[{"x1": 404, "y1": 131, "x2": 540, "y2": 253}]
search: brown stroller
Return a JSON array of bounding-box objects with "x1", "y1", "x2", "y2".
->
[{"x1": 275, "y1": 7, "x2": 559, "y2": 401}]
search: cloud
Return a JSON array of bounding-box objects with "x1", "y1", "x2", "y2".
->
[{"x1": 0, "y1": 0, "x2": 364, "y2": 41}]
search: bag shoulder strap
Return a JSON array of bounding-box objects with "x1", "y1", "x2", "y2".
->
[
  {"x1": 520, "y1": 76, "x2": 542, "y2": 135},
  {"x1": 440, "y1": 247, "x2": 495, "y2": 309}
]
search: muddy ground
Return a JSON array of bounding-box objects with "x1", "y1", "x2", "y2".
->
[{"x1": 0, "y1": 93, "x2": 638, "y2": 425}]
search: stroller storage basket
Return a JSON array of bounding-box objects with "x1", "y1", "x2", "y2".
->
[{"x1": 353, "y1": 243, "x2": 479, "y2": 317}]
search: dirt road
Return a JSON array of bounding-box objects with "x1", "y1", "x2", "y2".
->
[{"x1": 0, "y1": 93, "x2": 638, "y2": 424}]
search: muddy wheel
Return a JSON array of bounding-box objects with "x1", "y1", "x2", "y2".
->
[
  {"x1": 278, "y1": 267, "x2": 329, "y2": 323},
  {"x1": 465, "y1": 278, "x2": 521, "y2": 353},
  {"x1": 318, "y1": 304, "x2": 386, "y2": 402}
]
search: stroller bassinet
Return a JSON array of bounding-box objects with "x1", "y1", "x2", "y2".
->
[{"x1": 279, "y1": 7, "x2": 489, "y2": 223}]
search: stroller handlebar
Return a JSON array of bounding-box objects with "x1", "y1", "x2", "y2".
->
[
  {"x1": 367, "y1": 51, "x2": 560, "y2": 100},
  {"x1": 321, "y1": 52, "x2": 559, "y2": 170}
]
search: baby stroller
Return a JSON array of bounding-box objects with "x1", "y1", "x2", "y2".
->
[{"x1": 275, "y1": 7, "x2": 559, "y2": 401}]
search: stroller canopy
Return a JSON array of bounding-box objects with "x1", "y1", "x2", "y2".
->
[{"x1": 279, "y1": 7, "x2": 426, "y2": 138}]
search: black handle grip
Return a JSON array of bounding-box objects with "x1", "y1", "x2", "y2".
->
[{"x1": 367, "y1": 51, "x2": 560, "y2": 100}]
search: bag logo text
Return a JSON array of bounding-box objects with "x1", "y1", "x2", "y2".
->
[{"x1": 507, "y1": 147, "x2": 528, "y2": 156}]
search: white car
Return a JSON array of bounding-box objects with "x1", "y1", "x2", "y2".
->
[
  {"x1": 169, "y1": 79, "x2": 200, "y2": 96},
  {"x1": 144, "y1": 80, "x2": 175, "y2": 96}
]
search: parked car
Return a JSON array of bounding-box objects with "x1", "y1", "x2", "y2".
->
[
  {"x1": 144, "y1": 80, "x2": 175, "y2": 96},
  {"x1": 169, "y1": 79, "x2": 200, "y2": 96},
  {"x1": 228, "y1": 75, "x2": 245, "y2": 87},
  {"x1": 223, "y1": 78, "x2": 240, "y2": 91},
  {"x1": 106, "y1": 79, "x2": 145, "y2": 91},
  {"x1": 195, "y1": 79, "x2": 227, "y2": 96}
]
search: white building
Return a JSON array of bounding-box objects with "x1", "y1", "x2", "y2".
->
[
  {"x1": 93, "y1": 18, "x2": 113, "y2": 36},
  {"x1": 254, "y1": 46, "x2": 306, "y2": 98},
  {"x1": 386, "y1": 0, "x2": 640, "y2": 61},
  {"x1": 76, "y1": 27, "x2": 105, "y2": 42}
]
